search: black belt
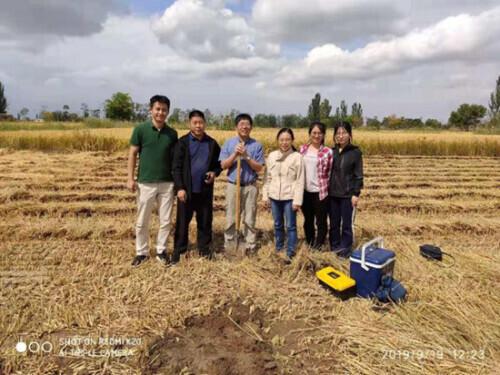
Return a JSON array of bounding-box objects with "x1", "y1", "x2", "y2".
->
[{"x1": 228, "y1": 180, "x2": 256, "y2": 187}]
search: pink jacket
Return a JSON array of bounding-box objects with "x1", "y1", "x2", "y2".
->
[{"x1": 299, "y1": 144, "x2": 333, "y2": 201}]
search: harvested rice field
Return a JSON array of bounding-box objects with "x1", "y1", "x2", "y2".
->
[
  {"x1": 0, "y1": 128, "x2": 499, "y2": 156},
  {"x1": 0, "y1": 143, "x2": 499, "y2": 374}
]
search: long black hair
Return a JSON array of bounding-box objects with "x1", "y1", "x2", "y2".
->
[
  {"x1": 276, "y1": 127, "x2": 297, "y2": 151},
  {"x1": 309, "y1": 121, "x2": 326, "y2": 145},
  {"x1": 334, "y1": 120, "x2": 353, "y2": 145}
]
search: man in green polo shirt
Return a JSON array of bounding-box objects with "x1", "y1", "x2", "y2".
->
[{"x1": 127, "y1": 95, "x2": 178, "y2": 267}]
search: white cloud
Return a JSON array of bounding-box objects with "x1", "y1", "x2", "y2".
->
[
  {"x1": 252, "y1": 0, "x2": 408, "y2": 45},
  {"x1": 0, "y1": 0, "x2": 125, "y2": 36},
  {"x1": 0, "y1": 14, "x2": 281, "y2": 116},
  {"x1": 0, "y1": 0, "x2": 498, "y2": 122},
  {"x1": 275, "y1": 6, "x2": 500, "y2": 86},
  {"x1": 0, "y1": 0, "x2": 126, "y2": 52},
  {"x1": 0, "y1": 0, "x2": 124, "y2": 36},
  {"x1": 152, "y1": 0, "x2": 279, "y2": 62}
]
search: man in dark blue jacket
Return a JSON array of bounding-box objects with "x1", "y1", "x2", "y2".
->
[{"x1": 171, "y1": 110, "x2": 222, "y2": 264}]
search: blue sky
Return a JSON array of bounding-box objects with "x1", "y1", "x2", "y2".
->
[
  {"x1": 129, "y1": 0, "x2": 253, "y2": 16},
  {"x1": 129, "y1": 0, "x2": 175, "y2": 16},
  {"x1": 0, "y1": 0, "x2": 499, "y2": 121}
]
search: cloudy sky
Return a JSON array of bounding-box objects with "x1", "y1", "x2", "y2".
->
[{"x1": 1, "y1": 0, "x2": 499, "y2": 121}]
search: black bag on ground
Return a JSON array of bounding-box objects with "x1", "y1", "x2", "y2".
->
[{"x1": 420, "y1": 244, "x2": 443, "y2": 261}]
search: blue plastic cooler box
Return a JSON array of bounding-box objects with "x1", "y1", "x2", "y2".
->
[{"x1": 350, "y1": 237, "x2": 395, "y2": 298}]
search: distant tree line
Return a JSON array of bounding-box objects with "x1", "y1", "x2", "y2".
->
[{"x1": 1, "y1": 76, "x2": 499, "y2": 131}]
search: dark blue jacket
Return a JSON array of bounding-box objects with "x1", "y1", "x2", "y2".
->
[{"x1": 172, "y1": 133, "x2": 222, "y2": 200}]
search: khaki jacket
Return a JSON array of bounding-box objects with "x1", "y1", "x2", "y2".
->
[{"x1": 262, "y1": 149, "x2": 305, "y2": 206}]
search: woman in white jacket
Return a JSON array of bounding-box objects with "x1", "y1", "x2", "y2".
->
[{"x1": 262, "y1": 128, "x2": 305, "y2": 262}]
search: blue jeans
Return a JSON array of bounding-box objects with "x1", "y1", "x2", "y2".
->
[{"x1": 270, "y1": 199, "x2": 297, "y2": 257}]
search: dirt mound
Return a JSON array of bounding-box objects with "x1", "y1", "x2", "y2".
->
[{"x1": 142, "y1": 302, "x2": 278, "y2": 375}]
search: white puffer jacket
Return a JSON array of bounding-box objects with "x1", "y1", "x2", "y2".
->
[{"x1": 262, "y1": 149, "x2": 305, "y2": 206}]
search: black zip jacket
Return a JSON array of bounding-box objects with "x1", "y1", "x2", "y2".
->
[
  {"x1": 172, "y1": 133, "x2": 222, "y2": 200},
  {"x1": 328, "y1": 143, "x2": 363, "y2": 198}
]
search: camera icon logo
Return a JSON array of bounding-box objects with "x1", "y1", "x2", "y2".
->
[
  {"x1": 16, "y1": 341, "x2": 27, "y2": 353},
  {"x1": 15, "y1": 339, "x2": 53, "y2": 354}
]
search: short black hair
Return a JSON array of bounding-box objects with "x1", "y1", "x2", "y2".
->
[
  {"x1": 235, "y1": 113, "x2": 253, "y2": 126},
  {"x1": 149, "y1": 95, "x2": 170, "y2": 110},
  {"x1": 189, "y1": 109, "x2": 205, "y2": 121}
]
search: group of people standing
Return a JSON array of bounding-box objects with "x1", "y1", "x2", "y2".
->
[{"x1": 127, "y1": 95, "x2": 363, "y2": 268}]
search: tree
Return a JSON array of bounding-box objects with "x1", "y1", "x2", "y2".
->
[
  {"x1": 425, "y1": 118, "x2": 442, "y2": 129},
  {"x1": 282, "y1": 114, "x2": 302, "y2": 128},
  {"x1": 0, "y1": 81, "x2": 7, "y2": 114},
  {"x1": 169, "y1": 108, "x2": 181, "y2": 123},
  {"x1": 307, "y1": 93, "x2": 321, "y2": 122},
  {"x1": 68, "y1": 112, "x2": 80, "y2": 122},
  {"x1": 351, "y1": 115, "x2": 363, "y2": 128},
  {"x1": 254, "y1": 113, "x2": 280, "y2": 127},
  {"x1": 319, "y1": 98, "x2": 332, "y2": 121},
  {"x1": 351, "y1": 102, "x2": 363, "y2": 127},
  {"x1": 81, "y1": 103, "x2": 89, "y2": 118},
  {"x1": 254, "y1": 113, "x2": 270, "y2": 127},
  {"x1": 219, "y1": 109, "x2": 239, "y2": 130},
  {"x1": 18, "y1": 107, "x2": 29, "y2": 120},
  {"x1": 333, "y1": 100, "x2": 349, "y2": 123},
  {"x1": 334, "y1": 107, "x2": 341, "y2": 121},
  {"x1": 383, "y1": 114, "x2": 403, "y2": 129},
  {"x1": 488, "y1": 75, "x2": 500, "y2": 120},
  {"x1": 134, "y1": 103, "x2": 149, "y2": 121},
  {"x1": 62, "y1": 104, "x2": 70, "y2": 121},
  {"x1": 268, "y1": 114, "x2": 278, "y2": 128},
  {"x1": 203, "y1": 108, "x2": 213, "y2": 125},
  {"x1": 351, "y1": 102, "x2": 363, "y2": 118},
  {"x1": 366, "y1": 117, "x2": 381, "y2": 129},
  {"x1": 448, "y1": 104, "x2": 487, "y2": 131},
  {"x1": 340, "y1": 100, "x2": 348, "y2": 119},
  {"x1": 105, "y1": 92, "x2": 134, "y2": 120},
  {"x1": 41, "y1": 111, "x2": 54, "y2": 122}
]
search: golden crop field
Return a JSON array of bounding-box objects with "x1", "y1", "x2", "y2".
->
[
  {"x1": 0, "y1": 126, "x2": 499, "y2": 156},
  {"x1": 0, "y1": 128, "x2": 499, "y2": 374}
]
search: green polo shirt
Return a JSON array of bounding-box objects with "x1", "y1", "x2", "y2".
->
[{"x1": 130, "y1": 120, "x2": 178, "y2": 183}]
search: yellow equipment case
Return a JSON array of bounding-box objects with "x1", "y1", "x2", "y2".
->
[{"x1": 316, "y1": 266, "x2": 356, "y2": 300}]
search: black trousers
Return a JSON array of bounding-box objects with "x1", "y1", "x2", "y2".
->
[
  {"x1": 173, "y1": 192, "x2": 213, "y2": 261},
  {"x1": 301, "y1": 191, "x2": 328, "y2": 249},
  {"x1": 329, "y1": 196, "x2": 354, "y2": 251}
]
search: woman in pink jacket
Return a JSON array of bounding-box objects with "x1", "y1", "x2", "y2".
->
[{"x1": 299, "y1": 122, "x2": 333, "y2": 250}]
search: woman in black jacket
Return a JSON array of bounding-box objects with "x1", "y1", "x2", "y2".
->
[{"x1": 328, "y1": 122, "x2": 363, "y2": 258}]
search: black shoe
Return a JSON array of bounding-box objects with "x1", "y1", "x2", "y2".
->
[
  {"x1": 336, "y1": 248, "x2": 352, "y2": 259},
  {"x1": 199, "y1": 249, "x2": 213, "y2": 260},
  {"x1": 312, "y1": 242, "x2": 325, "y2": 251},
  {"x1": 171, "y1": 249, "x2": 181, "y2": 264},
  {"x1": 245, "y1": 246, "x2": 257, "y2": 256},
  {"x1": 284, "y1": 255, "x2": 293, "y2": 265},
  {"x1": 156, "y1": 251, "x2": 169, "y2": 266},
  {"x1": 131, "y1": 255, "x2": 149, "y2": 267}
]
